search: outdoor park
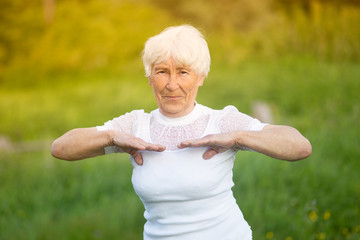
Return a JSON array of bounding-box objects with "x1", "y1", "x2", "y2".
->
[{"x1": 0, "y1": 0, "x2": 359, "y2": 239}]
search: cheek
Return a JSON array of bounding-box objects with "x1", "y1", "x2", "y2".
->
[
  {"x1": 151, "y1": 78, "x2": 166, "y2": 92},
  {"x1": 183, "y1": 79, "x2": 201, "y2": 94}
]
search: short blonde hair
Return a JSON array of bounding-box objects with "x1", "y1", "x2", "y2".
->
[{"x1": 142, "y1": 25, "x2": 211, "y2": 77}]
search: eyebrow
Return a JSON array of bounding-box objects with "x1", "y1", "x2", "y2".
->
[
  {"x1": 153, "y1": 66, "x2": 167, "y2": 71},
  {"x1": 153, "y1": 65, "x2": 191, "y2": 71}
]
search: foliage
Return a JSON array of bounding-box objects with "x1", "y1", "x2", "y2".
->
[
  {"x1": 0, "y1": 0, "x2": 359, "y2": 239},
  {"x1": 0, "y1": 0, "x2": 360, "y2": 85},
  {"x1": 1, "y1": 57, "x2": 359, "y2": 239},
  {"x1": 0, "y1": 0, "x2": 175, "y2": 83}
]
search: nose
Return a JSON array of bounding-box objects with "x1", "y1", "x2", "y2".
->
[{"x1": 166, "y1": 74, "x2": 179, "y2": 91}]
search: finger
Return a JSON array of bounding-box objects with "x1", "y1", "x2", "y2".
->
[
  {"x1": 177, "y1": 142, "x2": 188, "y2": 149},
  {"x1": 122, "y1": 141, "x2": 147, "y2": 152},
  {"x1": 145, "y1": 143, "x2": 166, "y2": 152},
  {"x1": 178, "y1": 138, "x2": 210, "y2": 148},
  {"x1": 131, "y1": 151, "x2": 143, "y2": 166},
  {"x1": 156, "y1": 144, "x2": 166, "y2": 151},
  {"x1": 178, "y1": 140, "x2": 194, "y2": 148},
  {"x1": 203, "y1": 148, "x2": 218, "y2": 160},
  {"x1": 132, "y1": 137, "x2": 166, "y2": 152}
]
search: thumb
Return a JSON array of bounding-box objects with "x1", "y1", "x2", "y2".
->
[
  {"x1": 203, "y1": 148, "x2": 218, "y2": 160},
  {"x1": 131, "y1": 151, "x2": 144, "y2": 166}
]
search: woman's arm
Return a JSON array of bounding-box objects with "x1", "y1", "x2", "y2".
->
[
  {"x1": 178, "y1": 124, "x2": 312, "y2": 161},
  {"x1": 234, "y1": 125, "x2": 312, "y2": 160},
  {"x1": 51, "y1": 127, "x2": 165, "y2": 165},
  {"x1": 51, "y1": 127, "x2": 110, "y2": 160}
]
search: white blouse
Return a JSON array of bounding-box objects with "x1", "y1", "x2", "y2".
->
[{"x1": 97, "y1": 104, "x2": 267, "y2": 240}]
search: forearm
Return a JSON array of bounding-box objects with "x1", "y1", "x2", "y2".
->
[
  {"x1": 51, "y1": 127, "x2": 110, "y2": 160},
  {"x1": 235, "y1": 125, "x2": 312, "y2": 161}
]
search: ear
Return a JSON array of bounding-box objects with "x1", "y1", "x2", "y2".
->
[
  {"x1": 148, "y1": 76, "x2": 152, "y2": 86},
  {"x1": 198, "y1": 74, "x2": 205, "y2": 86}
]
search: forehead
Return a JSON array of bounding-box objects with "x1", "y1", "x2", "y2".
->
[{"x1": 153, "y1": 58, "x2": 190, "y2": 69}]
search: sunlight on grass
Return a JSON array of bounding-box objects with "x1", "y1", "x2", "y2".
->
[
  {"x1": 1, "y1": 57, "x2": 359, "y2": 240},
  {"x1": 1, "y1": 0, "x2": 360, "y2": 238}
]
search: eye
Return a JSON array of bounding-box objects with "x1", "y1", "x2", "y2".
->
[
  {"x1": 180, "y1": 70, "x2": 189, "y2": 75},
  {"x1": 156, "y1": 70, "x2": 166, "y2": 75}
]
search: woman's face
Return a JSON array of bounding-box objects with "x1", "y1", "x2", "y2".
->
[{"x1": 148, "y1": 57, "x2": 205, "y2": 118}]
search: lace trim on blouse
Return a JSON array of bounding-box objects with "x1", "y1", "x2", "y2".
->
[
  {"x1": 100, "y1": 104, "x2": 266, "y2": 152},
  {"x1": 150, "y1": 113, "x2": 210, "y2": 150}
]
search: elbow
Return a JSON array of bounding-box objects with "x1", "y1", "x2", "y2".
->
[
  {"x1": 303, "y1": 140, "x2": 312, "y2": 158},
  {"x1": 51, "y1": 140, "x2": 61, "y2": 159},
  {"x1": 290, "y1": 138, "x2": 312, "y2": 161},
  {"x1": 51, "y1": 139, "x2": 69, "y2": 160},
  {"x1": 300, "y1": 138, "x2": 312, "y2": 159}
]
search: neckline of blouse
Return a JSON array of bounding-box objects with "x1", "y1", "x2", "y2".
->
[{"x1": 152, "y1": 103, "x2": 204, "y2": 126}]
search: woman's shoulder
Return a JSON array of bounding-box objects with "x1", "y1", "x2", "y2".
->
[
  {"x1": 202, "y1": 104, "x2": 266, "y2": 132},
  {"x1": 111, "y1": 109, "x2": 149, "y2": 122},
  {"x1": 215, "y1": 105, "x2": 267, "y2": 132},
  {"x1": 196, "y1": 103, "x2": 233, "y2": 112},
  {"x1": 100, "y1": 109, "x2": 150, "y2": 134},
  {"x1": 129, "y1": 109, "x2": 150, "y2": 118},
  {"x1": 200, "y1": 104, "x2": 240, "y2": 116}
]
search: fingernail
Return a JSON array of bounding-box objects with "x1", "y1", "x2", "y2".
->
[{"x1": 203, "y1": 153, "x2": 211, "y2": 160}]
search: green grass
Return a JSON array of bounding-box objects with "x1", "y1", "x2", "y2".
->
[
  {"x1": 0, "y1": 57, "x2": 359, "y2": 239},
  {"x1": 0, "y1": 152, "x2": 144, "y2": 240}
]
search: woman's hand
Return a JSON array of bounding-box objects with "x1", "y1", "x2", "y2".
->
[
  {"x1": 111, "y1": 133, "x2": 166, "y2": 165},
  {"x1": 178, "y1": 125, "x2": 312, "y2": 161},
  {"x1": 178, "y1": 132, "x2": 241, "y2": 159},
  {"x1": 51, "y1": 128, "x2": 165, "y2": 165}
]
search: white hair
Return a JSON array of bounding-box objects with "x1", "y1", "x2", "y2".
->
[{"x1": 142, "y1": 25, "x2": 211, "y2": 77}]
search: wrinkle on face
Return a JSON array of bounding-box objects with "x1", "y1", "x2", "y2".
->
[{"x1": 148, "y1": 57, "x2": 204, "y2": 118}]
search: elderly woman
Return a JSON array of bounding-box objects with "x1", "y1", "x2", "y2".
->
[{"x1": 51, "y1": 25, "x2": 312, "y2": 240}]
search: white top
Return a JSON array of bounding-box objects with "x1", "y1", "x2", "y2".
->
[{"x1": 97, "y1": 104, "x2": 267, "y2": 240}]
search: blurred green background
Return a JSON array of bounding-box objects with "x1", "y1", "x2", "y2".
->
[{"x1": 0, "y1": 0, "x2": 359, "y2": 239}]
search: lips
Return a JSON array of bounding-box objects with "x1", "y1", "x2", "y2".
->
[{"x1": 163, "y1": 96, "x2": 183, "y2": 100}]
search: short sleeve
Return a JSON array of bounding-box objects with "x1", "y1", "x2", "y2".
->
[
  {"x1": 96, "y1": 110, "x2": 140, "y2": 154},
  {"x1": 97, "y1": 110, "x2": 139, "y2": 134},
  {"x1": 218, "y1": 105, "x2": 267, "y2": 133}
]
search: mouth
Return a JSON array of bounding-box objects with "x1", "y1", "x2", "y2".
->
[{"x1": 163, "y1": 96, "x2": 183, "y2": 100}]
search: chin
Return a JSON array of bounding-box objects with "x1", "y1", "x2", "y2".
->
[{"x1": 163, "y1": 109, "x2": 182, "y2": 117}]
